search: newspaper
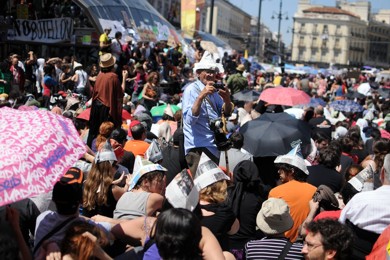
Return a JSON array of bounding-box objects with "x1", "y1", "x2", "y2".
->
[
  {"x1": 166, "y1": 169, "x2": 199, "y2": 211},
  {"x1": 194, "y1": 153, "x2": 230, "y2": 190}
]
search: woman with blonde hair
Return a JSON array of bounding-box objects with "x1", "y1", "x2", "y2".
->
[
  {"x1": 195, "y1": 154, "x2": 240, "y2": 251},
  {"x1": 141, "y1": 71, "x2": 160, "y2": 110},
  {"x1": 82, "y1": 141, "x2": 129, "y2": 218}
]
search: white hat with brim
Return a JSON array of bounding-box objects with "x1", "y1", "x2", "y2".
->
[
  {"x1": 194, "y1": 51, "x2": 223, "y2": 73},
  {"x1": 256, "y1": 198, "x2": 294, "y2": 235}
]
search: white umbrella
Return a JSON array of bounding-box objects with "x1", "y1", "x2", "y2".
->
[
  {"x1": 357, "y1": 83, "x2": 371, "y2": 96},
  {"x1": 284, "y1": 108, "x2": 304, "y2": 119}
]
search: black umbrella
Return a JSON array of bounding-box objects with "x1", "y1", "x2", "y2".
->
[
  {"x1": 377, "y1": 88, "x2": 390, "y2": 99},
  {"x1": 232, "y1": 89, "x2": 261, "y2": 102},
  {"x1": 345, "y1": 91, "x2": 366, "y2": 100},
  {"x1": 239, "y1": 112, "x2": 311, "y2": 157}
]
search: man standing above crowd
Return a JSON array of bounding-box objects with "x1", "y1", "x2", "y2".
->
[
  {"x1": 99, "y1": 27, "x2": 112, "y2": 56},
  {"x1": 227, "y1": 64, "x2": 247, "y2": 95},
  {"x1": 182, "y1": 51, "x2": 233, "y2": 175}
]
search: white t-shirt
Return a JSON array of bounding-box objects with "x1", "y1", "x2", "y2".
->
[{"x1": 74, "y1": 69, "x2": 88, "y2": 90}]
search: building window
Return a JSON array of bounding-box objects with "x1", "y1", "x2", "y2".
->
[
  {"x1": 300, "y1": 23, "x2": 306, "y2": 33},
  {"x1": 323, "y1": 25, "x2": 328, "y2": 34}
]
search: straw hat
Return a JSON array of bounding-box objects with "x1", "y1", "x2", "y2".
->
[
  {"x1": 256, "y1": 198, "x2": 294, "y2": 235},
  {"x1": 99, "y1": 53, "x2": 116, "y2": 68},
  {"x1": 236, "y1": 64, "x2": 245, "y2": 72}
]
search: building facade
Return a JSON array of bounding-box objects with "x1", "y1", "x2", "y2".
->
[
  {"x1": 148, "y1": 0, "x2": 251, "y2": 52},
  {"x1": 292, "y1": 0, "x2": 367, "y2": 67}
]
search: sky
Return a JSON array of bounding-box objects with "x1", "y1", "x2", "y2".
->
[{"x1": 228, "y1": 0, "x2": 390, "y2": 45}]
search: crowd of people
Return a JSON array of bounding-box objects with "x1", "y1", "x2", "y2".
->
[{"x1": 1, "y1": 30, "x2": 390, "y2": 260}]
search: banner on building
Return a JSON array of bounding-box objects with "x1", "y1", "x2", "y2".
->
[
  {"x1": 8, "y1": 18, "x2": 73, "y2": 43},
  {"x1": 181, "y1": 0, "x2": 196, "y2": 37}
]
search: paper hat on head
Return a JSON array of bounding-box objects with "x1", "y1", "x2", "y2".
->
[
  {"x1": 166, "y1": 169, "x2": 199, "y2": 211},
  {"x1": 256, "y1": 198, "x2": 294, "y2": 235},
  {"x1": 145, "y1": 139, "x2": 163, "y2": 163},
  {"x1": 194, "y1": 153, "x2": 230, "y2": 190},
  {"x1": 163, "y1": 104, "x2": 174, "y2": 118},
  {"x1": 194, "y1": 51, "x2": 220, "y2": 72},
  {"x1": 274, "y1": 143, "x2": 309, "y2": 175},
  {"x1": 73, "y1": 62, "x2": 83, "y2": 69},
  {"x1": 94, "y1": 140, "x2": 117, "y2": 164},
  {"x1": 128, "y1": 156, "x2": 167, "y2": 190}
]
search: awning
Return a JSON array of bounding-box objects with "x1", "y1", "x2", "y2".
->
[{"x1": 74, "y1": 0, "x2": 182, "y2": 44}]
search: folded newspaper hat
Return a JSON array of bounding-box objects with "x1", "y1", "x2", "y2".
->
[
  {"x1": 274, "y1": 144, "x2": 309, "y2": 175},
  {"x1": 145, "y1": 139, "x2": 163, "y2": 163},
  {"x1": 348, "y1": 163, "x2": 374, "y2": 192},
  {"x1": 194, "y1": 153, "x2": 230, "y2": 190},
  {"x1": 128, "y1": 156, "x2": 167, "y2": 190},
  {"x1": 163, "y1": 104, "x2": 174, "y2": 118},
  {"x1": 94, "y1": 140, "x2": 117, "y2": 164},
  {"x1": 166, "y1": 169, "x2": 199, "y2": 211}
]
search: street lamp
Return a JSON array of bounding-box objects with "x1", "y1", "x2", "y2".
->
[
  {"x1": 271, "y1": 0, "x2": 288, "y2": 55},
  {"x1": 255, "y1": 0, "x2": 263, "y2": 60}
]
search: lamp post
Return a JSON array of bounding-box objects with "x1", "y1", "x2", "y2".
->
[
  {"x1": 209, "y1": 0, "x2": 215, "y2": 34},
  {"x1": 255, "y1": 0, "x2": 263, "y2": 60},
  {"x1": 271, "y1": 0, "x2": 288, "y2": 56}
]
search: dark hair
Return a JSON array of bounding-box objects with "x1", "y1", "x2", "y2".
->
[
  {"x1": 43, "y1": 63, "x2": 55, "y2": 76},
  {"x1": 110, "y1": 128, "x2": 127, "y2": 145},
  {"x1": 115, "y1": 31, "x2": 122, "y2": 38},
  {"x1": 162, "y1": 113, "x2": 174, "y2": 121},
  {"x1": 230, "y1": 132, "x2": 244, "y2": 149},
  {"x1": 130, "y1": 124, "x2": 145, "y2": 140},
  {"x1": 73, "y1": 118, "x2": 88, "y2": 131},
  {"x1": 276, "y1": 163, "x2": 307, "y2": 182},
  {"x1": 134, "y1": 171, "x2": 165, "y2": 190},
  {"x1": 340, "y1": 136, "x2": 354, "y2": 153},
  {"x1": 0, "y1": 234, "x2": 19, "y2": 259},
  {"x1": 153, "y1": 208, "x2": 202, "y2": 260},
  {"x1": 312, "y1": 131, "x2": 330, "y2": 143},
  {"x1": 306, "y1": 219, "x2": 353, "y2": 260},
  {"x1": 318, "y1": 146, "x2": 341, "y2": 169}
]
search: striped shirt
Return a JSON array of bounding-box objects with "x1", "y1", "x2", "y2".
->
[{"x1": 245, "y1": 237, "x2": 304, "y2": 260}]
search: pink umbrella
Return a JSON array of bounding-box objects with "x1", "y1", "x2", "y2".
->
[
  {"x1": 0, "y1": 107, "x2": 86, "y2": 207},
  {"x1": 259, "y1": 87, "x2": 311, "y2": 106}
]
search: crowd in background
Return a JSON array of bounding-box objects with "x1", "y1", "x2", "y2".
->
[{"x1": 1, "y1": 30, "x2": 390, "y2": 260}]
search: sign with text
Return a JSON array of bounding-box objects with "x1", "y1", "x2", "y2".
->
[{"x1": 8, "y1": 18, "x2": 73, "y2": 43}]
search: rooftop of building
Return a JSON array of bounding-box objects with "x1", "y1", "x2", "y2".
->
[{"x1": 303, "y1": 7, "x2": 360, "y2": 18}]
